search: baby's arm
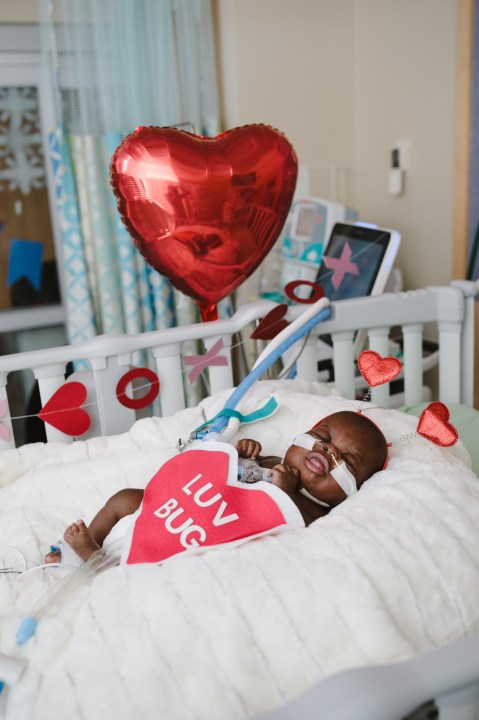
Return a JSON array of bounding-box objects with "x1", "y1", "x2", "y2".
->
[{"x1": 88, "y1": 488, "x2": 144, "y2": 547}]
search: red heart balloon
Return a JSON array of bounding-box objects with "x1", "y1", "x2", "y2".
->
[
  {"x1": 38, "y1": 382, "x2": 91, "y2": 436},
  {"x1": 417, "y1": 401, "x2": 458, "y2": 447},
  {"x1": 110, "y1": 125, "x2": 298, "y2": 320},
  {"x1": 126, "y1": 447, "x2": 292, "y2": 564},
  {"x1": 358, "y1": 350, "x2": 403, "y2": 387}
]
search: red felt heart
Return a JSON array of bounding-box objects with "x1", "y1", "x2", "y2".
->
[
  {"x1": 358, "y1": 350, "x2": 403, "y2": 387},
  {"x1": 38, "y1": 382, "x2": 91, "y2": 436},
  {"x1": 110, "y1": 125, "x2": 298, "y2": 321},
  {"x1": 417, "y1": 401, "x2": 458, "y2": 447},
  {"x1": 251, "y1": 304, "x2": 289, "y2": 340},
  {"x1": 126, "y1": 447, "x2": 290, "y2": 564}
]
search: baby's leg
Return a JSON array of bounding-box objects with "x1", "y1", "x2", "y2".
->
[{"x1": 44, "y1": 488, "x2": 144, "y2": 564}]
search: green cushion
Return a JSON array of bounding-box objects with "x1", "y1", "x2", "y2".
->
[{"x1": 401, "y1": 403, "x2": 479, "y2": 478}]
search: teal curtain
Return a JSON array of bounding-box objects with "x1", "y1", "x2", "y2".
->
[{"x1": 38, "y1": 0, "x2": 221, "y2": 344}]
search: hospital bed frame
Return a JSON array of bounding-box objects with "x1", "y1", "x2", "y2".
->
[
  {"x1": 0, "y1": 281, "x2": 477, "y2": 450},
  {"x1": 0, "y1": 280, "x2": 478, "y2": 720}
]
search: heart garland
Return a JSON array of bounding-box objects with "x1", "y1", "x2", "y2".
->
[
  {"x1": 38, "y1": 382, "x2": 91, "y2": 436},
  {"x1": 251, "y1": 305, "x2": 289, "y2": 340},
  {"x1": 357, "y1": 350, "x2": 457, "y2": 449}
]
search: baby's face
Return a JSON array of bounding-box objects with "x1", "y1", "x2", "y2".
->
[{"x1": 283, "y1": 412, "x2": 385, "y2": 507}]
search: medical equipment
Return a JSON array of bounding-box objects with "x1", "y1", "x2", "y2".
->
[{"x1": 237, "y1": 457, "x2": 271, "y2": 483}]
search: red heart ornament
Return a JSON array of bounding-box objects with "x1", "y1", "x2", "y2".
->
[
  {"x1": 417, "y1": 401, "x2": 458, "y2": 447},
  {"x1": 251, "y1": 304, "x2": 289, "y2": 340},
  {"x1": 38, "y1": 382, "x2": 91, "y2": 436},
  {"x1": 358, "y1": 350, "x2": 403, "y2": 387},
  {"x1": 110, "y1": 125, "x2": 298, "y2": 321},
  {"x1": 126, "y1": 446, "x2": 294, "y2": 564}
]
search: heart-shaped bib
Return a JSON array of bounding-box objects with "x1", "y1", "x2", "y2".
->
[
  {"x1": 358, "y1": 350, "x2": 403, "y2": 387},
  {"x1": 38, "y1": 382, "x2": 91, "y2": 436},
  {"x1": 110, "y1": 125, "x2": 298, "y2": 319},
  {"x1": 125, "y1": 443, "x2": 303, "y2": 564},
  {"x1": 417, "y1": 401, "x2": 458, "y2": 447}
]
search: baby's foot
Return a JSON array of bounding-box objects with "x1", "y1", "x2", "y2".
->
[
  {"x1": 44, "y1": 548, "x2": 62, "y2": 564},
  {"x1": 63, "y1": 520, "x2": 101, "y2": 562}
]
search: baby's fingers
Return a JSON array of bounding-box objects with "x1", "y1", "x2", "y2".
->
[{"x1": 236, "y1": 439, "x2": 262, "y2": 459}]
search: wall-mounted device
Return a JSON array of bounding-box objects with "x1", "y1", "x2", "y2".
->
[
  {"x1": 278, "y1": 197, "x2": 358, "y2": 299},
  {"x1": 388, "y1": 141, "x2": 411, "y2": 196}
]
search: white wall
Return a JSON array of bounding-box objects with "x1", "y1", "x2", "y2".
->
[
  {"x1": 218, "y1": 0, "x2": 457, "y2": 290},
  {"x1": 351, "y1": 0, "x2": 457, "y2": 289},
  {"x1": 4, "y1": 0, "x2": 458, "y2": 291},
  {"x1": 218, "y1": 0, "x2": 355, "y2": 174}
]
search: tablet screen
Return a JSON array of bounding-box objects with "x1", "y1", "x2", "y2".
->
[{"x1": 315, "y1": 223, "x2": 392, "y2": 301}]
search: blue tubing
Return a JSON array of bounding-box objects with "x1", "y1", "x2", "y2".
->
[
  {"x1": 206, "y1": 305, "x2": 332, "y2": 436},
  {"x1": 16, "y1": 616, "x2": 38, "y2": 646}
]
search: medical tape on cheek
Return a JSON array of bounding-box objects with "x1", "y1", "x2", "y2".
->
[
  {"x1": 331, "y1": 461, "x2": 357, "y2": 496},
  {"x1": 292, "y1": 434, "x2": 317, "y2": 451}
]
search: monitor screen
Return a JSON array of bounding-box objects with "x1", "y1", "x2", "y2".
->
[{"x1": 315, "y1": 223, "x2": 393, "y2": 301}]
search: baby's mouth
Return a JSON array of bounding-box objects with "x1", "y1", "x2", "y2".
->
[{"x1": 304, "y1": 451, "x2": 330, "y2": 476}]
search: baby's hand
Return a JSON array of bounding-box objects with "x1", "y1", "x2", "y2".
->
[
  {"x1": 268, "y1": 464, "x2": 300, "y2": 494},
  {"x1": 236, "y1": 438, "x2": 262, "y2": 459}
]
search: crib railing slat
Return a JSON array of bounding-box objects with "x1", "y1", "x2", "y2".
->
[
  {"x1": 401, "y1": 324, "x2": 424, "y2": 407},
  {"x1": 88, "y1": 357, "x2": 136, "y2": 437},
  {"x1": 34, "y1": 367, "x2": 70, "y2": 443},
  {"x1": 438, "y1": 322, "x2": 462, "y2": 405},
  {"x1": 295, "y1": 336, "x2": 320, "y2": 382},
  {"x1": 331, "y1": 331, "x2": 356, "y2": 399},
  {"x1": 153, "y1": 344, "x2": 186, "y2": 416},
  {"x1": 204, "y1": 334, "x2": 234, "y2": 395},
  {"x1": 368, "y1": 328, "x2": 391, "y2": 407},
  {"x1": 0, "y1": 375, "x2": 15, "y2": 451}
]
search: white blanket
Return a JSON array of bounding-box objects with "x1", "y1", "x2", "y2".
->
[{"x1": 0, "y1": 380, "x2": 478, "y2": 720}]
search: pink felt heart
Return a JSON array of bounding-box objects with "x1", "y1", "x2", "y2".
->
[
  {"x1": 358, "y1": 350, "x2": 403, "y2": 387},
  {"x1": 126, "y1": 448, "x2": 289, "y2": 564},
  {"x1": 38, "y1": 382, "x2": 91, "y2": 436},
  {"x1": 0, "y1": 399, "x2": 10, "y2": 442},
  {"x1": 417, "y1": 401, "x2": 458, "y2": 447}
]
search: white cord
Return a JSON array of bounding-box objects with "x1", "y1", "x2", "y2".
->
[{"x1": 0, "y1": 546, "x2": 27, "y2": 574}]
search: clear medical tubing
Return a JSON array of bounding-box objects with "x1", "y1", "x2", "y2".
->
[
  {"x1": 16, "y1": 543, "x2": 122, "y2": 646},
  {"x1": 237, "y1": 457, "x2": 272, "y2": 483}
]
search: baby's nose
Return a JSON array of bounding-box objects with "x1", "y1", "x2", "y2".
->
[{"x1": 321, "y1": 442, "x2": 340, "y2": 463}]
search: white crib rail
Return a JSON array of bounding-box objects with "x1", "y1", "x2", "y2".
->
[
  {"x1": 0, "y1": 283, "x2": 476, "y2": 451},
  {"x1": 254, "y1": 631, "x2": 479, "y2": 720}
]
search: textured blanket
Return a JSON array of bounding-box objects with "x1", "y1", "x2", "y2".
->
[{"x1": 0, "y1": 380, "x2": 478, "y2": 720}]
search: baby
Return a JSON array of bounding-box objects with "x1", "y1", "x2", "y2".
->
[{"x1": 44, "y1": 410, "x2": 387, "y2": 564}]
